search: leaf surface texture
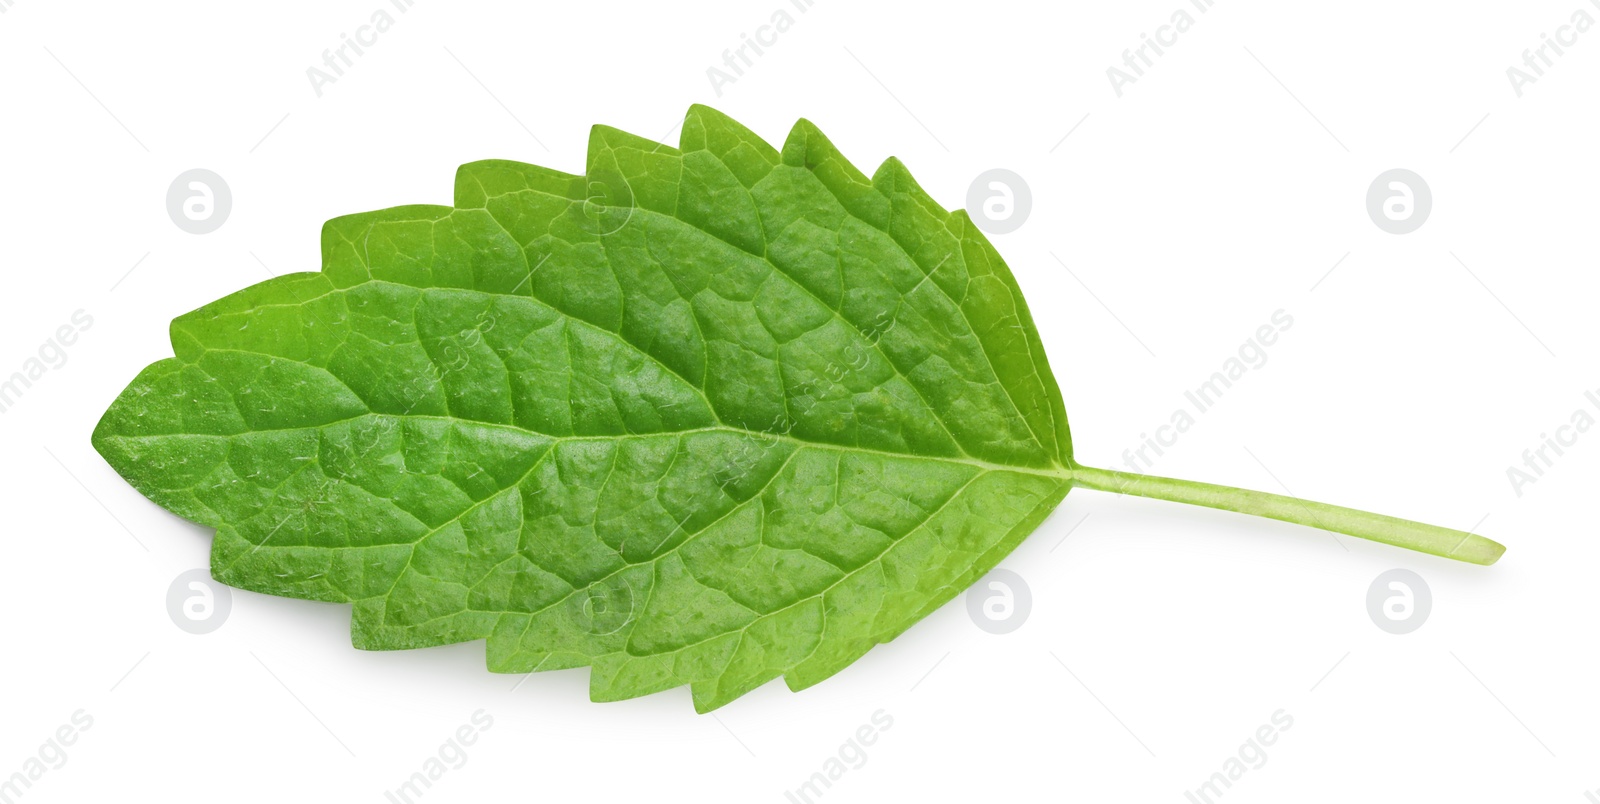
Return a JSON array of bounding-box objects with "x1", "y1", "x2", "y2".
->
[{"x1": 94, "y1": 106, "x2": 1074, "y2": 711}]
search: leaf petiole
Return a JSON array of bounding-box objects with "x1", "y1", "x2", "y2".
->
[{"x1": 1068, "y1": 464, "x2": 1505, "y2": 566}]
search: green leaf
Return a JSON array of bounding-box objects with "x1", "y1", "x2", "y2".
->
[
  {"x1": 94, "y1": 105, "x2": 1503, "y2": 713},
  {"x1": 95, "y1": 105, "x2": 1074, "y2": 711}
]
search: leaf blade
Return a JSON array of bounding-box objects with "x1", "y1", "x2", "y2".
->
[{"x1": 93, "y1": 105, "x2": 1073, "y2": 710}]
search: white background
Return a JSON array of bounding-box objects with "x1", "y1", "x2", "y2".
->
[{"x1": 1, "y1": 1, "x2": 1595, "y2": 801}]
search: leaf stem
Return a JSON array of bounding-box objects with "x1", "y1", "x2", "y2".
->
[{"x1": 1069, "y1": 464, "x2": 1504, "y2": 565}]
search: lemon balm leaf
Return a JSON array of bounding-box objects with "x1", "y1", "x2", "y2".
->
[{"x1": 93, "y1": 106, "x2": 1503, "y2": 713}]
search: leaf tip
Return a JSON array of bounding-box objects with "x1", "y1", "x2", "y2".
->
[
  {"x1": 780, "y1": 117, "x2": 830, "y2": 167},
  {"x1": 683, "y1": 102, "x2": 730, "y2": 129}
]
